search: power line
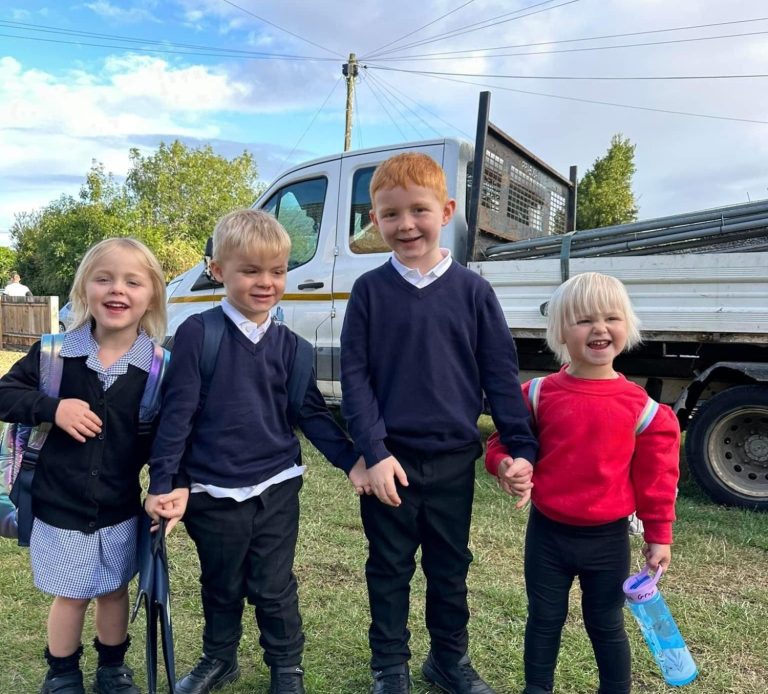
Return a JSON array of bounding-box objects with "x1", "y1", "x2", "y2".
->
[
  {"x1": 366, "y1": 73, "x2": 474, "y2": 139},
  {"x1": 0, "y1": 29, "x2": 334, "y2": 62},
  {"x1": 0, "y1": 19, "x2": 334, "y2": 61},
  {"x1": 366, "y1": 0, "x2": 477, "y2": 57},
  {"x1": 392, "y1": 69, "x2": 768, "y2": 125},
  {"x1": 366, "y1": 73, "x2": 424, "y2": 139},
  {"x1": 372, "y1": 30, "x2": 768, "y2": 62},
  {"x1": 364, "y1": 69, "x2": 474, "y2": 139},
  {"x1": 362, "y1": 75, "x2": 409, "y2": 140},
  {"x1": 218, "y1": 0, "x2": 343, "y2": 58},
  {"x1": 281, "y1": 77, "x2": 344, "y2": 168},
  {"x1": 368, "y1": 64, "x2": 768, "y2": 81},
  {"x1": 365, "y1": 0, "x2": 580, "y2": 59},
  {"x1": 377, "y1": 17, "x2": 768, "y2": 61},
  {"x1": 367, "y1": 71, "x2": 434, "y2": 138}
]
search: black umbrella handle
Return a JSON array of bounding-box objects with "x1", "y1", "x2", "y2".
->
[{"x1": 152, "y1": 517, "x2": 168, "y2": 556}]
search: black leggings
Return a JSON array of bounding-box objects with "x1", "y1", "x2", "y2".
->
[{"x1": 524, "y1": 506, "x2": 631, "y2": 694}]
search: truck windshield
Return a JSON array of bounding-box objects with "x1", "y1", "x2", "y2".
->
[{"x1": 261, "y1": 177, "x2": 328, "y2": 270}]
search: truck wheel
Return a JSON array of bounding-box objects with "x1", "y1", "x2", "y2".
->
[{"x1": 685, "y1": 385, "x2": 768, "y2": 510}]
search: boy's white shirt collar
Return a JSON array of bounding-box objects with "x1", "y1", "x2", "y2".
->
[
  {"x1": 390, "y1": 248, "x2": 452, "y2": 287},
  {"x1": 220, "y1": 298, "x2": 272, "y2": 344}
]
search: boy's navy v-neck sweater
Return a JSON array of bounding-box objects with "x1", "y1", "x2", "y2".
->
[
  {"x1": 340, "y1": 260, "x2": 538, "y2": 467},
  {"x1": 148, "y1": 313, "x2": 357, "y2": 493}
]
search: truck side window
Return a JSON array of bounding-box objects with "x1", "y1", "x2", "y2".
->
[
  {"x1": 262, "y1": 177, "x2": 327, "y2": 269},
  {"x1": 349, "y1": 167, "x2": 389, "y2": 254}
]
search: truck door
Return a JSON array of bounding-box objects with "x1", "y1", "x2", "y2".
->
[{"x1": 258, "y1": 159, "x2": 341, "y2": 401}]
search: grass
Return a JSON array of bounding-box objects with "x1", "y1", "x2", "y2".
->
[{"x1": 1, "y1": 350, "x2": 768, "y2": 693}]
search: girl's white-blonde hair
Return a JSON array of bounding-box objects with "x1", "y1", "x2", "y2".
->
[
  {"x1": 69, "y1": 237, "x2": 167, "y2": 342},
  {"x1": 546, "y1": 271, "x2": 641, "y2": 364},
  {"x1": 212, "y1": 209, "x2": 291, "y2": 262}
]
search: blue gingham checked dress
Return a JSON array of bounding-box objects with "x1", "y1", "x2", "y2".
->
[{"x1": 29, "y1": 325, "x2": 153, "y2": 599}]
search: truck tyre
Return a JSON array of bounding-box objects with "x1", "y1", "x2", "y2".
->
[{"x1": 685, "y1": 385, "x2": 768, "y2": 510}]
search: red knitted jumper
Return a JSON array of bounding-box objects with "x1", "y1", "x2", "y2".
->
[{"x1": 486, "y1": 367, "x2": 680, "y2": 544}]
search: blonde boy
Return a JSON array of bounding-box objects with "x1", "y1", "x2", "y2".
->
[
  {"x1": 148, "y1": 209, "x2": 364, "y2": 694},
  {"x1": 340, "y1": 153, "x2": 537, "y2": 694}
]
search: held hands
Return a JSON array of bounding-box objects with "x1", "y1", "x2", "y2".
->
[
  {"x1": 348, "y1": 456, "x2": 372, "y2": 496},
  {"x1": 497, "y1": 457, "x2": 534, "y2": 509},
  {"x1": 368, "y1": 455, "x2": 409, "y2": 507},
  {"x1": 643, "y1": 542, "x2": 672, "y2": 572},
  {"x1": 145, "y1": 488, "x2": 190, "y2": 535},
  {"x1": 54, "y1": 399, "x2": 103, "y2": 443}
]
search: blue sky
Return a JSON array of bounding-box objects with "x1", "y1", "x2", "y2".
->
[{"x1": 1, "y1": 0, "x2": 767, "y2": 246}]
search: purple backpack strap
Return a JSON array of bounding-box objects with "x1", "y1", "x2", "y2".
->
[
  {"x1": 138, "y1": 345, "x2": 170, "y2": 431},
  {"x1": 25, "y1": 334, "x2": 65, "y2": 454}
]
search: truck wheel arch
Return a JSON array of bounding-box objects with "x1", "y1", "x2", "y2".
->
[{"x1": 677, "y1": 364, "x2": 768, "y2": 510}]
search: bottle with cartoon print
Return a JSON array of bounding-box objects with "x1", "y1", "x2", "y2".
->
[{"x1": 623, "y1": 565, "x2": 698, "y2": 686}]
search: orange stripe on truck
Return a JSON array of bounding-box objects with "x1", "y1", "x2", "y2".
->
[{"x1": 168, "y1": 293, "x2": 351, "y2": 303}]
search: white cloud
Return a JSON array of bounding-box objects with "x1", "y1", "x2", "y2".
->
[
  {"x1": 84, "y1": 1, "x2": 159, "y2": 24},
  {"x1": 1, "y1": 0, "x2": 767, "y2": 234},
  {"x1": 0, "y1": 54, "x2": 254, "y2": 142}
]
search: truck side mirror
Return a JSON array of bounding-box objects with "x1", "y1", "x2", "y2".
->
[{"x1": 204, "y1": 237, "x2": 214, "y2": 282}]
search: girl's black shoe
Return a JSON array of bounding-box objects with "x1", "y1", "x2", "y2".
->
[
  {"x1": 40, "y1": 670, "x2": 85, "y2": 694},
  {"x1": 94, "y1": 664, "x2": 140, "y2": 693}
]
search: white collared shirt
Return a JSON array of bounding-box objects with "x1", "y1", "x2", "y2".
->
[
  {"x1": 390, "y1": 248, "x2": 452, "y2": 288},
  {"x1": 220, "y1": 298, "x2": 271, "y2": 344}
]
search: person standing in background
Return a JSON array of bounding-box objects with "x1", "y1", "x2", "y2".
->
[{"x1": 3, "y1": 272, "x2": 33, "y2": 297}]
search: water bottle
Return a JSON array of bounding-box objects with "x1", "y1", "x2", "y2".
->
[{"x1": 623, "y1": 565, "x2": 698, "y2": 686}]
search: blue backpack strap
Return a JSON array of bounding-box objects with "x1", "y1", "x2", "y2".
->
[
  {"x1": 527, "y1": 377, "x2": 545, "y2": 423},
  {"x1": 138, "y1": 345, "x2": 170, "y2": 434},
  {"x1": 635, "y1": 397, "x2": 660, "y2": 435},
  {"x1": 12, "y1": 333, "x2": 65, "y2": 546},
  {"x1": 200, "y1": 307, "x2": 226, "y2": 409},
  {"x1": 24, "y1": 333, "x2": 65, "y2": 457},
  {"x1": 287, "y1": 335, "x2": 314, "y2": 424}
]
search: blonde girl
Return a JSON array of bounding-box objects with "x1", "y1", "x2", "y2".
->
[
  {"x1": 0, "y1": 238, "x2": 176, "y2": 694},
  {"x1": 486, "y1": 272, "x2": 680, "y2": 694}
]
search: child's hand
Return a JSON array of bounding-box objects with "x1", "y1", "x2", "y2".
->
[
  {"x1": 54, "y1": 398, "x2": 103, "y2": 442},
  {"x1": 497, "y1": 457, "x2": 534, "y2": 509},
  {"x1": 369, "y1": 455, "x2": 408, "y2": 507},
  {"x1": 348, "y1": 457, "x2": 372, "y2": 496},
  {"x1": 643, "y1": 542, "x2": 672, "y2": 572},
  {"x1": 145, "y1": 488, "x2": 189, "y2": 535}
]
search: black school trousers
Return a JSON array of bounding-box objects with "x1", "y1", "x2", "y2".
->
[
  {"x1": 524, "y1": 506, "x2": 631, "y2": 694},
  {"x1": 183, "y1": 476, "x2": 304, "y2": 668},
  {"x1": 360, "y1": 442, "x2": 482, "y2": 670}
]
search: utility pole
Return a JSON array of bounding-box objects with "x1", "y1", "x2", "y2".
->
[{"x1": 342, "y1": 53, "x2": 358, "y2": 152}]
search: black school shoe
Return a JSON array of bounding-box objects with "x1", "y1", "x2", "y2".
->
[
  {"x1": 371, "y1": 664, "x2": 411, "y2": 693},
  {"x1": 93, "y1": 664, "x2": 140, "y2": 693},
  {"x1": 175, "y1": 655, "x2": 240, "y2": 694},
  {"x1": 40, "y1": 670, "x2": 86, "y2": 694},
  {"x1": 269, "y1": 665, "x2": 305, "y2": 693},
  {"x1": 421, "y1": 651, "x2": 496, "y2": 694}
]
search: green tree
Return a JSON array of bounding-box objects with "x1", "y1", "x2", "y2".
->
[
  {"x1": 0, "y1": 246, "x2": 16, "y2": 284},
  {"x1": 12, "y1": 164, "x2": 134, "y2": 298},
  {"x1": 11, "y1": 141, "x2": 262, "y2": 294},
  {"x1": 576, "y1": 134, "x2": 638, "y2": 230},
  {"x1": 126, "y1": 140, "x2": 259, "y2": 247}
]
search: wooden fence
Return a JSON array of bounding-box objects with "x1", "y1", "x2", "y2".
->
[{"x1": 0, "y1": 296, "x2": 59, "y2": 351}]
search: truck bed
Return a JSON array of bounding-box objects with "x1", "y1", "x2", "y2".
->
[{"x1": 470, "y1": 252, "x2": 768, "y2": 343}]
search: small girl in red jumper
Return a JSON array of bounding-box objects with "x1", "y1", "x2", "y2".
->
[{"x1": 486, "y1": 272, "x2": 680, "y2": 694}]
